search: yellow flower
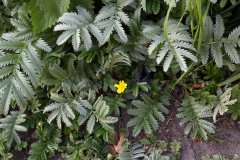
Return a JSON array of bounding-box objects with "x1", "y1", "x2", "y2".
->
[
  {"x1": 37, "y1": 122, "x2": 41, "y2": 126},
  {"x1": 107, "y1": 153, "x2": 113, "y2": 159},
  {"x1": 114, "y1": 80, "x2": 127, "y2": 94}
]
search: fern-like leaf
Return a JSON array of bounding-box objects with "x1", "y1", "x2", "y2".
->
[
  {"x1": 128, "y1": 94, "x2": 168, "y2": 136},
  {"x1": 54, "y1": 6, "x2": 103, "y2": 51},
  {"x1": 177, "y1": 97, "x2": 215, "y2": 140},
  {"x1": 119, "y1": 143, "x2": 145, "y2": 160},
  {"x1": 144, "y1": 150, "x2": 169, "y2": 160},
  {"x1": 114, "y1": 19, "x2": 149, "y2": 62},
  {"x1": 43, "y1": 82, "x2": 92, "y2": 129},
  {"x1": 143, "y1": 20, "x2": 197, "y2": 72},
  {"x1": 29, "y1": 126, "x2": 61, "y2": 160},
  {"x1": 0, "y1": 111, "x2": 27, "y2": 146},
  {"x1": 104, "y1": 51, "x2": 131, "y2": 73},
  {"x1": 104, "y1": 96, "x2": 126, "y2": 115},
  {"x1": 0, "y1": 13, "x2": 51, "y2": 115},
  {"x1": 213, "y1": 88, "x2": 237, "y2": 122},
  {"x1": 91, "y1": 96, "x2": 118, "y2": 134},
  {"x1": 95, "y1": 1, "x2": 131, "y2": 43},
  {"x1": 201, "y1": 15, "x2": 240, "y2": 66}
]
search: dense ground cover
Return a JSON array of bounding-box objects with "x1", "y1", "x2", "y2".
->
[{"x1": 1, "y1": 0, "x2": 240, "y2": 159}]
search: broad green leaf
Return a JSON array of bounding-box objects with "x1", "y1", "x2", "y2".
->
[{"x1": 29, "y1": 0, "x2": 71, "y2": 35}]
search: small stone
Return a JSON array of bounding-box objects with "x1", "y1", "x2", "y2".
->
[
  {"x1": 158, "y1": 128, "x2": 162, "y2": 134},
  {"x1": 174, "y1": 102, "x2": 180, "y2": 107},
  {"x1": 143, "y1": 146, "x2": 148, "y2": 150}
]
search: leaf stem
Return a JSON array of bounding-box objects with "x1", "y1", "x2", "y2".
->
[
  {"x1": 163, "y1": 0, "x2": 175, "y2": 42},
  {"x1": 167, "y1": 1, "x2": 211, "y2": 91}
]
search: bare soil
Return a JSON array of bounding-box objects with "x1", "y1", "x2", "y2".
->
[
  {"x1": 164, "y1": 87, "x2": 240, "y2": 159},
  {"x1": 161, "y1": 107, "x2": 240, "y2": 160}
]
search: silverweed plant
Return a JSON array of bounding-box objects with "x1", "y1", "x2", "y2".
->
[{"x1": 0, "y1": 0, "x2": 240, "y2": 159}]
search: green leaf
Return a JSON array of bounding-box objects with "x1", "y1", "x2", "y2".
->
[
  {"x1": 12, "y1": 80, "x2": 27, "y2": 111},
  {"x1": 0, "y1": 66, "x2": 14, "y2": 79},
  {"x1": 128, "y1": 94, "x2": 168, "y2": 137},
  {"x1": 29, "y1": 142, "x2": 48, "y2": 160},
  {"x1": 0, "y1": 54, "x2": 18, "y2": 67},
  {"x1": 177, "y1": 97, "x2": 215, "y2": 140},
  {"x1": 214, "y1": 15, "x2": 224, "y2": 41},
  {"x1": 201, "y1": 15, "x2": 240, "y2": 66},
  {"x1": 152, "y1": 0, "x2": 160, "y2": 15},
  {"x1": 69, "y1": 0, "x2": 94, "y2": 11},
  {"x1": 49, "y1": 64, "x2": 69, "y2": 80},
  {"x1": 86, "y1": 50, "x2": 95, "y2": 63},
  {"x1": 29, "y1": 0, "x2": 71, "y2": 35},
  {"x1": 54, "y1": 7, "x2": 103, "y2": 50},
  {"x1": 50, "y1": 93, "x2": 66, "y2": 103},
  {"x1": 211, "y1": 43, "x2": 223, "y2": 67},
  {"x1": 25, "y1": 44, "x2": 42, "y2": 73},
  {"x1": 29, "y1": 127, "x2": 61, "y2": 160},
  {"x1": 224, "y1": 42, "x2": 240, "y2": 64},
  {"x1": 73, "y1": 101, "x2": 87, "y2": 116},
  {"x1": 79, "y1": 100, "x2": 92, "y2": 109},
  {"x1": 117, "y1": 0, "x2": 134, "y2": 8},
  {"x1": 15, "y1": 70, "x2": 35, "y2": 100},
  {"x1": 0, "y1": 41, "x2": 25, "y2": 51},
  {"x1": 87, "y1": 114, "x2": 95, "y2": 134},
  {"x1": 220, "y1": 0, "x2": 227, "y2": 8},
  {"x1": 56, "y1": 30, "x2": 75, "y2": 45},
  {"x1": 119, "y1": 143, "x2": 145, "y2": 159},
  {"x1": 0, "y1": 83, "x2": 12, "y2": 115},
  {"x1": 20, "y1": 54, "x2": 39, "y2": 87},
  {"x1": 144, "y1": 20, "x2": 196, "y2": 72},
  {"x1": 0, "y1": 112, "x2": 26, "y2": 146},
  {"x1": 170, "y1": 139, "x2": 181, "y2": 153},
  {"x1": 35, "y1": 38, "x2": 52, "y2": 52},
  {"x1": 114, "y1": 20, "x2": 128, "y2": 42},
  {"x1": 213, "y1": 88, "x2": 237, "y2": 122},
  {"x1": 78, "y1": 50, "x2": 92, "y2": 60},
  {"x1": 80, "y1": 27, "x2": 92, "y2": 50},
  {"x1": 101, "y1": 20, "x2": 115, "y2": 43}
]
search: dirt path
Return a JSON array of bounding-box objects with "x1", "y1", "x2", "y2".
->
[{"x1": 161, "y1": 107, "x2": 240, "y2": 160}]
